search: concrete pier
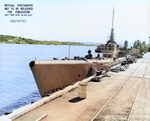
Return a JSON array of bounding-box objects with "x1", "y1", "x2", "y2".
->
[{"x1": 8, "y1": 53, "x2": 150, "y2": 121}]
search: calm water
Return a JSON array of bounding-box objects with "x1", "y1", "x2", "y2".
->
[{"x1": 0, "y1": 44, "x2": 97, "y2": 115}]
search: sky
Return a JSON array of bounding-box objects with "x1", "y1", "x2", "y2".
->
[{"x1": 0, "y1": 0, "x2": 150, "y2": 45}]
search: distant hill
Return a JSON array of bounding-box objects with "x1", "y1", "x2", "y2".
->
[
  {"x1": 83, "y1": 41, "x2": 134, "y2": 48},
  {"x1": 83, "y1": 42, "x2": 102, "y2": 46},
  {"x1": 0, "y1": 35, "x2": 88, "y2": 46}
]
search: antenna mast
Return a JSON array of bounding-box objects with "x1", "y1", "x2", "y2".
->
[
  {"x1": 110, "y1": 8, "x2": 115, "y2": 42},
  {"x1": 112, "y1": 8, "x2": 114, "y2": 29}
]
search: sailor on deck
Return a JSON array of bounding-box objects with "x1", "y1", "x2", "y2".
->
[{"x1": 85, "y1": 50, "x2": 92, "y2": 59}]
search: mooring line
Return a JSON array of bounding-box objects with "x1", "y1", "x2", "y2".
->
[{"x1": 83, "y1": 58, "x2": 98, "y2": 72}]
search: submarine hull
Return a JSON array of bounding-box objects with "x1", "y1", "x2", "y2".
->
[{"x1": 29, "y1": 59, "x2": 114, "y2": 97}]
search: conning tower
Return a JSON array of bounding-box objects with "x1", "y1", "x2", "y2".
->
[{"x1": 95, "y1": 8, "x2": 118, "y2": 58}]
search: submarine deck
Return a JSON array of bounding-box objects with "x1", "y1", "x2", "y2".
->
[{"x1": 11, "y1": 53, "x2": 150, "y2": 121}]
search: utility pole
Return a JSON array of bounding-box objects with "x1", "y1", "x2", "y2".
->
[
  {"x1": 68, "y1": 45, "x2": 71, "y2": 59},
  {"x1": 149, "y1": 36, "x2": 150, "y2": 45},
  {"x1": 149, "y1": 36, "x2": 150, "y2": 52}
]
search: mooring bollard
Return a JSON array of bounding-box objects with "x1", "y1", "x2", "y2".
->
[{"x1": 78, "y1": 82, "x2": 87, "y2": 99}]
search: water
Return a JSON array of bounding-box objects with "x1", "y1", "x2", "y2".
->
[{"x1": 0, "y1": 44, "x2": 98, "y2": 115}]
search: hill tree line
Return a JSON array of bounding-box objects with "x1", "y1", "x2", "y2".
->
[
  {"x1": 133, "y1": 40, "x2": 149, "y2": 54},
  {"x1": 122, "y1": 40, "x2": 149, "y2": 56},
  {"x1": 0, "y1": 35, "x2": 87, "y2": 46}
]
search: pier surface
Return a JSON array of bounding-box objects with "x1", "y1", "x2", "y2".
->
[{"x1": 12, "y1": 53, "x2": 150, "y2": 121}]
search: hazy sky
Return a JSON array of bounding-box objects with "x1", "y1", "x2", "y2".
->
[{"x1": 0, "y1": 0, "x2": 150, "y2": 45}]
